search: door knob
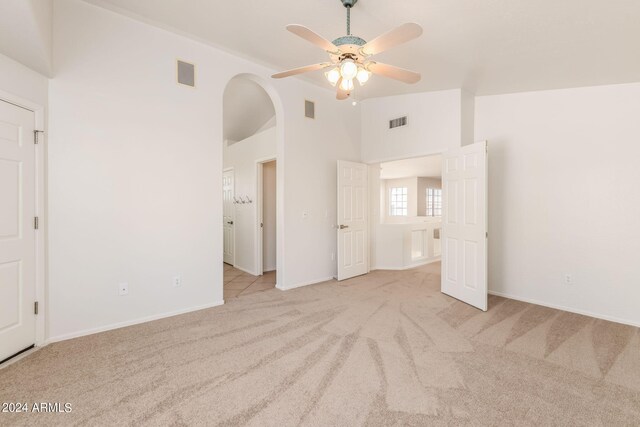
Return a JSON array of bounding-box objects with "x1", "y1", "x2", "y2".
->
[
  {"x1": 228, "y1": 221, "x2": 234, "y2": 225},
  {"x1": 339, "y1": 224, "x2": 349, "y2": 229}
]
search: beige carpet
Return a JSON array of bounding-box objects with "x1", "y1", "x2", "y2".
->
[{"x1": 1, "y1": 262, "x2": 639, "y2": 426}]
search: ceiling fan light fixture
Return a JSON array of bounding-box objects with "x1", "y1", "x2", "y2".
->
[
  {"x1": 356, "y1": 68, "x2": 371, "y2": 85},
  {"x1": 340, "y1": 78, "x2": 354, "y2": 91},
  {"x1": 340, "y1": 59, "x2": 358, "y2": 80},
  {"x1": 272, "y1": 1, "x2": 423, "y2": 100},
  {"x1": 325, "y1": 67, "x2": 341, "y2": 86}
]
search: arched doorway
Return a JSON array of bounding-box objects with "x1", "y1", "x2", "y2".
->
[{"x1": 221, "y1": 74, "x2": 284, "y2": 299}]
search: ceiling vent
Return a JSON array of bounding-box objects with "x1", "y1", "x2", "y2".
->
[
  {"x1": 389, "y1": 116, "x2": 407, "y2": 129},
  {"x1": 177, "y1": 60, "x2": 195, "y2": 87},
  {"x1": 305, "y1": 100, "x2": 315, "y2": 119}
]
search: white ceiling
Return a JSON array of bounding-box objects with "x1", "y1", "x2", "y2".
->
[
  {"x1": 85, "y1": 0, "x2": 640, "y2": 99},
  {"x1": 0, "y1": 0, "x2": 52, "y2": 76},
  {"x1": 380, "y1": 155, "x2": 442, "y2": 180},
  {"x1": 223, "y1": 76, "x2": 275, "y2": 143}
]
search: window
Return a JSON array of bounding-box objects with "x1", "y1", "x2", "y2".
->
[
  {"x1": 389, "y1": 187, "x2": 408, "y2": 216},
  {"x1": 426, "y1": 188, "x2": 442, "y2": 217}
]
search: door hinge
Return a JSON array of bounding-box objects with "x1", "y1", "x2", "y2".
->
[
  {"x1": 34, "y1": 216, "x2": 39, "y2": 230},
  {"x1": 34, "y1": 130, "x2": 44, "y2": 144},
  {"x1": 34, "y1": 301, "x2": 39, "y2": 315},
  {"x1": 486, "y1": 231, "x2": 488, "y2": 238}
]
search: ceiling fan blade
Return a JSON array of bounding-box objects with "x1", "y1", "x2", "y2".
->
[
  {"x1": 286, "y1": 24, "x2": 339, "y2": 53},
  {"x1": 271, "y1": 62, "x2": 331, "y2": 79},
  {"x1": 361, "y1": 23, "x2": 423, "y2": 56},
  {"x1": 336, "y1": 77, "x2": 350, "y2": 100},
  {"x1": 368, "y1": 62, "x2": 421, "y2": 84}
]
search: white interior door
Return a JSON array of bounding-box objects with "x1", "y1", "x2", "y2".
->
[
  {"x1": 0, "y1": 100, "x2": 37, "y2": 362},
  {"x1": 441, "y1": 141, "x2": 488, "y2": 311},
  {"x1": 223, "y1": 169, "x2": 235, "y2": 265},
  {"x1": 337, "y1": 160, "x2": 368, "y2": 281}
]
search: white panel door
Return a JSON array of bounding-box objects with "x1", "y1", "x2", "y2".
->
[
  {"x1": 0, "y1": 100, "x2": 36, "y2": 362},
  {"x1": 222, "y1": 170, "x2": 235, "y2": 265},
  {"x1": 441, "y1": 141, "x2": 488, "y2": 311},
  {"x1": 337, "y1": 160, "x2": 368, "y2": 281}
]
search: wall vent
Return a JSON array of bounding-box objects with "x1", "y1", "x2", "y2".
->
[
  {"x1": 305, "y1": 100, "x2": 315, "y2": 119},
  {"x1": 177, "y1": 60, "x2": 195, "y2": 87},
  {"x1": 389, "y1": 116, "x2": 407, "y2": 129}
]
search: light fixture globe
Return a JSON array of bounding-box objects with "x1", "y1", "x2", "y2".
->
[
  {"x1": 356, "y1": 68, "x2": 370, "y2": 85},
  {"x1": 325, "y1": 67, "x2": 341, "y2": 86},
  {"x1": 339, "y1": 78, "x2": 354, "y2": 91},
  {"x1": 340, "y1": 59, "x2": 358, "y2": 80}
]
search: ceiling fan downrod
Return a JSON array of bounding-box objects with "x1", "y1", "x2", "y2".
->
[{"x1": 341, "y1": 0, "x2": 358, "y2": 36}]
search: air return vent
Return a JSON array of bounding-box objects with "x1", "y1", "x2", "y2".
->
[
  {"x1": 389, "y1": 116, "x2": 408, "y2": 129},
  {"x1": 305, "y1": 100, "x2": 315, "y2": 119},
  {"x1": 177, "y1": 60, "x2": 195, "y2": 87}
]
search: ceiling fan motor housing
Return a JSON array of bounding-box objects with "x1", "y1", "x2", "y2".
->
[{"x1": 332, "y1": 36, "x2": 366, "y2": 47}]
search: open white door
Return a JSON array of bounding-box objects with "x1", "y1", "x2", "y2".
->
[
  {"x1": 0, "y1": 100, "x2": 37, "y2": 362},
  {"x1": 441, "y1": 141, "x2": 488, "y2": 311},
  {"x1": 223, "y1": 169, "x2": 235, "y2": 265},
  {"x1": 337, "y1": 160, "x2": 368, "y2": 281}
]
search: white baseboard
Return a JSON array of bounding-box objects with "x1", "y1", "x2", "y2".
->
[
  {"x1": 46, "y1": 300, "x2": 225, "y2": 344},
  {"x1": 374, "y1": 257, "x2": 441, "y2": 271},
  {"x1": 276, "y1": 276, "x2": 334, "y2": 291},
  {"x1": 489, "y1": 290, "x2": 640, "y2": 328}
]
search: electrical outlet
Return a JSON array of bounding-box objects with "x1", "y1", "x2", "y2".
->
[
  {"x1": 118, "y1": 282, "x2": 129, "y2": 296},
  {"x1": 564, "y1": 274, "x2": 574, "y2": 285},
  {"x1": 172, "y1": 275, "x2": 182, "y2": 287}
]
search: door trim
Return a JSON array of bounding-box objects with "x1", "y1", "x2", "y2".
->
[
  {"x1": 255, "y1": 156, "x2": 276, "y2": 276},
  {"x1": 223, "y1": 167, "x2": 235, "y2": 267},
  {"x1": 0, "y1": 89, "x2": 46, "y2": 347}
]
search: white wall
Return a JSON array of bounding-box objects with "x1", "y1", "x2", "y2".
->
[
  {"x1": 281, "y1": 96, "x2": 361, "y2": 288},
  {"x1": 0, "y1": 53, "x2": 48, "y2": 108},
  {"x1": 476, "y1": 82, "x2": 640, "y2": 327},
  {"x1": 361, "y1": 89, "x2": 464, "y2": 163},
  {"x1": 262, "y1": 160, "x2": 276, "y2": 272},
  {"x1": 47, "y1": 0, "x2": 360, "y2": 340},
  {"x1": 0, "y1": 0, "x2": 53, "y2": 76},
  {"x1": 223, "y1": 127, "x2": 276, "y2": 274}
]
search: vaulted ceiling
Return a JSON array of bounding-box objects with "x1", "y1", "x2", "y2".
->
[
  {"x1": 85, "y1": 0, "x2": 640, "y2": 99},
  {"x1": 223, "y1": 77, "x2": 275, "y2": 144},
  {"x1": 0, "y1": 0, "x2": 52, "y2": 76}
]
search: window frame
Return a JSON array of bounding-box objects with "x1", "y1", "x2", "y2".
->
[
  {"x1": 389, "y1": 186, "x2": 408, "y2": 216},
  {"x1": 426, "y1": 187, "x2": 442, "y2": 217}
]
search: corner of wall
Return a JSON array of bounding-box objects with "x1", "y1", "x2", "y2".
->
[{"x1": 461, "y1": 89, "x2": 475, "y2": 146}]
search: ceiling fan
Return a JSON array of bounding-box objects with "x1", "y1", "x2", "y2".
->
[{"x1": 271, "y1": 0, "x2": 423, "y2": 100}]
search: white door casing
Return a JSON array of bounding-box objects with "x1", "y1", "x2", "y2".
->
[
  {"x1": 441, "y1": 141, "x2": 488, "y2": 311},
  {"x1": 337, "y1": 160, "x2": 368, "y2": 281},
  {"x1": 256, "y1": 159, "x2": 277, "y2": 276},
  {"x1": 0, "y1": 100, "x2": 37, "y2": 362},
  {"x1": 223, "y1": 169, "x2": 235, "y2": 265}
]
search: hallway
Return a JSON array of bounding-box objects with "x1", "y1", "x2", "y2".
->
[{"x1": 223, "y1": 264, "x2": 276, "y2": 299}]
